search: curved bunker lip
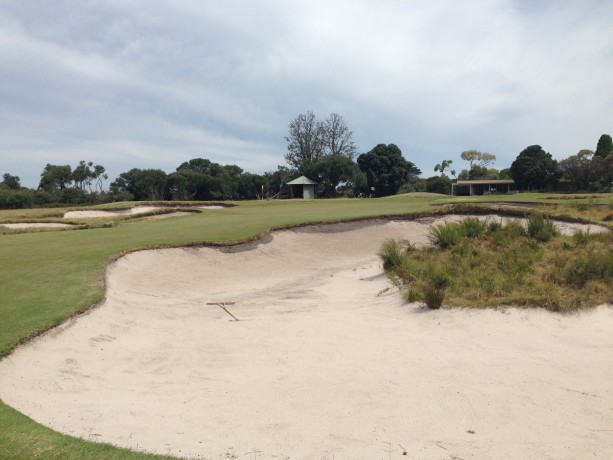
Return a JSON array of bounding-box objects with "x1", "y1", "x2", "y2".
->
[{"x1": 0, "y1": 215, "x2": 611, "y2": 459}]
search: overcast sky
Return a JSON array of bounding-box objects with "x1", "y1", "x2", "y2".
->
[{"x1": 1, "y1": 1, "x2": 612, "y2": 188}]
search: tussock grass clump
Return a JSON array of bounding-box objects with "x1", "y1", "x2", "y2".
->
[
  {"x1": 380, "y1": 217, "x2": 613, "y2": 311},
  {"x1": 527, "y1": 214, "x2": 558, "y2": 242},
  {"x1": 428, "y1": 222, "x2": 461, "y2": 249},
  {"x1": 378, "y1": 238, "x2": 405, "y2": 272},
  {"x1": 457, "y1": 217, "x2": 488, "y2": 238}
]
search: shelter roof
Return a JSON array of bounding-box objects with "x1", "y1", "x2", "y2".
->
[
  {"x1": 287, "y1": 176, "x2": 318, "y2": 185},
  {"x1": 456, "y1": 179, "x2": 515, "y2": 185}
]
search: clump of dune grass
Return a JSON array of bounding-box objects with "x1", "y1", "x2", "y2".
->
[
  {"x1": 381, "y1": 217, "x2": 613, "y2": 311},
  {"x1": 526, "y1": 214, "x2": 558, "y2": 242}
]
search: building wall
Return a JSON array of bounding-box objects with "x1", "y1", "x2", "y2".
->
[{"x1": 303, "y1": 185, "x2": 315, "y2": 200}]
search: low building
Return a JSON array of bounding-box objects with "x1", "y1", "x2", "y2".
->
[
  {"x1": 452, "y1": 179, "x2": 517, "y2": 196},
  {"x1": 286, "y1": 176, "x2": 318, "y2": 199}
]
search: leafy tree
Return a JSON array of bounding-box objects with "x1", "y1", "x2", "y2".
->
[
  {"x1": 0, "y1": 189, "x2": 32, "y2": 209},
  {"x1": 434, "y1": 160, "x2": 455, "y2": 177},
  {"x1": 108, "y1": 176, "x2": 134, "y2": 201},
  {"x1": 284, "y1": 111, "x2": 325, "y2": 170},
  {"x1": 38, "y1": 164, "x2": 72, "y2": 192},
  {"x1": 558, "y1": 149, "x2": 593, "y2": 191},
  {"x1": 425, "y1": 175, "x2": 452, "y2": 194},
  {"x1": 357, "y1": 144, "x2": 421, "y2": 197},
  {"x1": 71, "y1": 160, "x2": 93, "y2": 191},
  {"x1": 92, "y1": 164, "x2": 108, "y2": 193},
  {"x1": 308, "y1": 155, "x2": 362, "y2": 197},
  {"x1": 111, "y1": 168, "x2": 168, "y2": 201},
  {"x1": 237, "y1": 173, "x2": 266, "y2": 200},
  {"x1": 457, "y1": 166, "x2": 502, "y2": 180},
  {"x1": 397, "y1": 176, "x2": 426, "y2": 194},
  {"x1": 172, "y1": 158, "x2": 244, "y2": 200},
  {"x1": 590, "y1": 153, "x2": 613, "y2": 191},
  {"x1": 166, "y1": 172, "x2": 189, "y2": 200},
  {"x1": 57, "y1": 187, "x2": 88, "y2": 204},
  {"x1": 595, "y1": 134, "x2": 613, "y2": 159},
  {"x1": 499, "y1": 168, "x2": 512, "y2": 179},
  {"x1": 1, "y1": 173, "x2": 21, "y2": 190},
  {"x1": 460, "y1": 150, "x2": 496, "y2": 168},
  {"x1": 458, "y1": 150, "x2": 497, "y2": 179},
  {"x1": 136, "y1": 169, "x2": 168, "y2": 200},
  {"x1": 510, "y1": 145, "x2": 560, "y2": 191}
]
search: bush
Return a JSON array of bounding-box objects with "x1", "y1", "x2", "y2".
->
[
  {"x1": 428, "y1": 223, "x2": 461, "y2": 249},
  {"x1": 563, "y1": 247, "x2": 613, "y2": 287},
  {"x1": 380, "y1": 216, "x2": 612, "y2": 311},
  {"x1": 378, "y1": 239, "x2": 404, "y2": 272},
  {"x1": 458, "y1": 217, "x2": 488, "y2": 238},
  {"x1": 572, "y1": 230, "x2": 589, "y2": 247},
  {"x1": 527, "y1": 214, "x2": 558, "y2": 242},
  {"x1": 420, "y1": 266, "x2": 451, "y2": 309},
  {"x1": 422, "y1": 282, "x2": 445, "y2": 309}
]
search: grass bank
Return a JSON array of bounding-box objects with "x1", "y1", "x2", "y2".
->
[{"x1": 380, "y1": 215, "x2": 613, "y2": 311}]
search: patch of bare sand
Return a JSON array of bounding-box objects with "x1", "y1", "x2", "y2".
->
[
  {"x1": 1, "y1": 223, "x2": 73, "y2": 229},
  {"x1": 0, "y1": 216, "x2": 612, "y2": 459}
]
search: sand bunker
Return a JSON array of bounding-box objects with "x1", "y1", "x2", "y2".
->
[
  {"x1": 1, "y1": 223, "x2": 73, "y2": 229},
  {"x1": 64, "y1": 205, "x2": 226, "y2": 218},
  {"x1": 0, "y1": 215, "x2": 611, "y2": 459},
  {"x1": 64, "y1": 206, "x2": 162, "y2": 218}
]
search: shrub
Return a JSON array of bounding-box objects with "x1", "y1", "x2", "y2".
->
[
  {"x1": 504, "y1": 220, "x2": 527, "y2": 239},
  {"x1": 379, "y1": 215, "x2": 611, "y2": 311},
  {"x1": 458, "y1": 217, "x2": 488, "y2": 238},
  {"x1": 422, "y1": 282, "x2": 445, "y2": 309},
  {"x1": 572, "y1": 230, "x2": 589, "y2": 247},
  {"x1": 563, "y1": 247, "x2": 613, "y2": 287},
  {"x1": 487, "y1": 221, "x2": 503, "y2": 233},
  {"x1": 378, "y1": 239, "x2": 404, "y2": 271},
  {"x1": 420, "y1": 266, "x2": 451, "y2": 309},
  {"x1": 428, "y1": 222, "x2": 461, "y2": 249},
  {"x1": 527, "y1": 214, "x2": 558, "y2": 242}
]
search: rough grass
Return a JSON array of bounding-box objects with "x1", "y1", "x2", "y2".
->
[
  {"x1": 0, "y1": 403, "x2": 175, "y2": 460},
  {"x1": 382, "y1": 216, "x2": 613, "y2": 311}
]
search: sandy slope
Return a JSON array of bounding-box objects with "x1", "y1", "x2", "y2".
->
[{"x1": 0, "y1": 216, "x2": 612, "y2": 459}]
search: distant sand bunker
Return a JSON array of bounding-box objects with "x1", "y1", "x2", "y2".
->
[
  {"x1": 64, "y1": 205, "x2": 225, "y2": 219},
  {"x1": 1, "y1": 223, "x2": 73, "y2": 229},
  {"x1": 0, "y1": 215, "x2": 611, "y2": 459}
]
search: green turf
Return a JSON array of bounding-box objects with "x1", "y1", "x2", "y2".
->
[{"x1": 0, "y1": 193, "x2": 610, "y2": 459}]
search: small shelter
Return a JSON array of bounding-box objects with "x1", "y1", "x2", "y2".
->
[
  {"x1": 452, "y1": 179, "x2": 517, "y2": 196},
  {"x1": 286, "y1": 176, "x2": 318, "y2": 200}
]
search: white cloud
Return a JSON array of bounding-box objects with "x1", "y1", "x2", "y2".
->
[{"x1": 1, "y1": 0, "x2": 612, "y2": 186}]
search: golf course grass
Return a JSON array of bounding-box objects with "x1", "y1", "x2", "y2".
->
[{"x1": 0, "y1": 193, "x2": 611, "y2": 459}]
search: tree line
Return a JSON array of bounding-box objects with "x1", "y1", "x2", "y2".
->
[
  {"x1": 428, "y1": 134, "x2": 612, "y2": 194},
  {"x1": 1, "y1": 113, "x2": 612, "y2": 209}
]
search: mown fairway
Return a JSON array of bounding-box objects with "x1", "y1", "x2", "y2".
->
[{"x1": 0, "y1": 193, "x2": 610, "y2": 459}]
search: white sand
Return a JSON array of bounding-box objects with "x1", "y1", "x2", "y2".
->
[
  {"x1": 1, "y1": 223, "x2": 73, "y2": 229},
  {"x1": 0, "y1": 216, "x2": 612, "y2": 459},
  {"x1": 64, "y1": 205, "x2": 225, "y2": 218},
  {"x1": 64, "y1": 206, "x2": 161, "y2": 218}
]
